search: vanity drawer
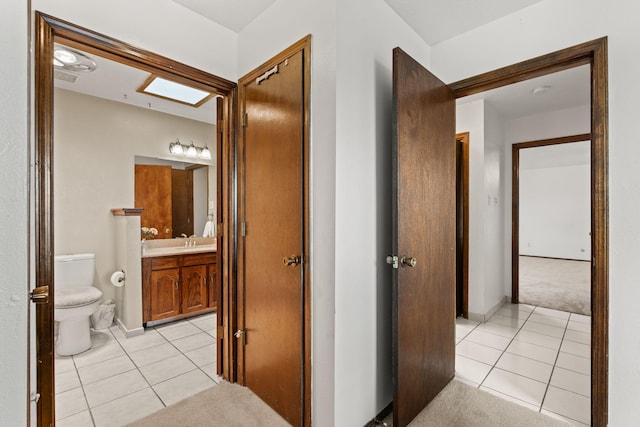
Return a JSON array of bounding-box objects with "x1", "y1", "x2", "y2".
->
[
  {"x1": 150, "y1": 256, "x2": 179, "y2": 270},
  {"x1": 182, "y1": 253, "x2": 216, "y2": 267}
]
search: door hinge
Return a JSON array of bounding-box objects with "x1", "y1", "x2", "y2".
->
[
  {"x1": 30, "y1": 286, "x2": 49, "y2": 304},
  {"x1": 386, "y1": 255, "x2": 399, "y2": 269},
  {"x1": 241, "y1": 222, "x2": 247, "y2": 237},
  {"x1": 241, "y1": 113, "x2": 248, "y2": 127},
  {"x1": 234, "y1": 329, "x2": 246, "y2": 345}
]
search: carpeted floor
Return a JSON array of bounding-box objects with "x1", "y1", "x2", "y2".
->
[
  {"x1": 519, "y1": 256, "x2": 591, "y2": 316},
  {"x1": 127, "y1": 382, "x2": 290, "y2": 427},
  {"x1": 129, "y1": 379, "x2": 569, "y2": 427},
  {"x1": 385, "y1": 380, "x2": 569, "y2": 427}
]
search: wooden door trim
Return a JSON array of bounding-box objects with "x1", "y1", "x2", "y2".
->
[
  {"x1": 456, "y1": 132, "x2": 469, "y2": 319},
  {"x1": 450, "y1": 37, "x2": 608, "y2": 426},
  {"x1": 34, "y1": 12, "x2": 236, "y2": 425},
  {"x1": 511, "y1": 133, "x2": 591, "y2": 303},
  {"x1": 236, "y1": 35, "x2": 311, "y2": 427}
]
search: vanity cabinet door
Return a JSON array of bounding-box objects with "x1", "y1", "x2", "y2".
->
[
  {"x1": 149, "y1": 268, "x2": 180, "y2": 321},
  {"x1": 181, "y1": 264, "x2": 208, "y2": 314}
]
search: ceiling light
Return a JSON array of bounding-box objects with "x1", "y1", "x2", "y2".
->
[
  {"x1": 532, "y1": 85, "x2": 551, "y2": 95},
  {"x1": 138, "y1": 75, "x2": 215, "y2": 107},
  {"x1": 53, "y1": 45, "x2": 97, "y2": 72}
]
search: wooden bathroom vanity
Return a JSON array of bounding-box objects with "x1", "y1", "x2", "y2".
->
[{"x1": 141, "y1": 248, "x2": 217, "y2": 324}]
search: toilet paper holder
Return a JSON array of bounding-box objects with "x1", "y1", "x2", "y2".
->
[{"x1": 110, "y1": 270, "x2": 126, "y2": 287}]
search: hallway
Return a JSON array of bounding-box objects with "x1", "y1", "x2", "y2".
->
[{"x1": 455, "y1": 304, "x2": 591, "y2": 426}]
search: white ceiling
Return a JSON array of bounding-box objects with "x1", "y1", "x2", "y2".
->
[
  {"x1": 54, "y1": 1, "x2": 589, "y2": 126},
  {"x1": 384, "y1": 0, "x2": 546, "y2": 45},
  {"x1": 457, "y1": 64, "x2": 590, "y2": 120},
  {"x1": 54, "y1": 45, "x2": 217, "y2": 124},
  {"x1": 171, "y1": 0, "x2": 277, "y2": 32}
]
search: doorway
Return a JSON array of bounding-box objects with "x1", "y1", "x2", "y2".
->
[
  {"x1": 391, "y1": 38, "x2": 608, "y2": 426},
  {"x1": 512, "y1": 135, "x2": 592, "y2": 315},
  {"x1": 450, "y1": 39, "x2": 608, "y2": 426},
  {"x1": 456, "y1": 132, "x2": 470, "y2": 319},
  {"x1": 34, "y1": 13, "x2": 235, "y2": 425}
]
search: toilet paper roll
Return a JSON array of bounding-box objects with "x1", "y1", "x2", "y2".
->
[{"x1": 110, "y1": 270, "x2": 125, "y2": 287}]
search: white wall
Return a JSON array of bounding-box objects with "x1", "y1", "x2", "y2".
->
[
  {"x1": 520, "y1": 163, "x2": 591, "y2": 260},
  {"x1": 54, "y1": 89, "x2": 215, "y2": 302},
  {"x1": 334, "y1": 1, "x2": 431, "y2": 424},
  {"x1": 33, "y1": 0, "x2": 238, "y2": 80},
  {"x1": 432, "y1": 1, "x2": 640, "y2": 422},
  {"x1": 456, "y1": 101, "x2": 486, "y2": 316},
  {"x1": 483, "y1": 103, "x2": 506, "y2": 313},
  {"x1": 0, "y1": 0, "x2": 29, "y2": 424},
  {"x1": 456, "y1": 100, "x2": 506, "y2": 319},
  {"x1": 238, "y1": 1, "x2": 337, "y2": 424}
]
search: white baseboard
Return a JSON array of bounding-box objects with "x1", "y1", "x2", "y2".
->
[
  {"x1": 115, "y1": 317, "x2": 144, "y2": 338},
  {"x1": 468, "y1": 296, "x2": 507, "y2": 323}
]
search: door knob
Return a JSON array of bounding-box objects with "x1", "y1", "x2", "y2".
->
[
  {"x1": 29, "y1": 286, "x2": 49, "y2": 304},
  {"x1": 283, "y1": 255, "x2": 301, "y2": 267},
  {"x1": 401, "y1": 256, "x2": 417, "y2": 268}
]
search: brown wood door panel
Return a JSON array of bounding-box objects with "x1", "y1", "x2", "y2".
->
[
  {"x1": 172, "y1": 168, "x2": 194, "y2": 237},
  {"x1": 181, "y1": 264, "x2": 208, "y2": 313},
  {"x1": 135, "y1": 164, "x2": 173, "y2": 239},
  {"x1": 392, "y1": 48, "x2": 456, "y2": 427},
  {"x1": 241, "y1": 49, "x2": 304, "y2": 426},
  {"x1": 150, "y1": 268, "x2": 180, "y2": 320}
]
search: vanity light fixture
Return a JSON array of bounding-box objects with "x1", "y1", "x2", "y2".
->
[
  {"x1": 186, "y1": 142, "x2": 198, "y2": 157},
  {"x1": 169, "y1": 139, "x2": 184, "y2": 155},
  {"x1": 200, "y1": 145, "x2": 212, "y2": 160},
  {"x1": 169, "y1": 139, "x2": 212, "y2": 159}
]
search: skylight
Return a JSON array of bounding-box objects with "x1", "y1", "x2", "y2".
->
[{"x1": 137, "y1": 75, "x2": 215, "y2": 107}]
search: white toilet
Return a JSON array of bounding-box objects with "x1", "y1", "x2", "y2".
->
[{"x1": 54, "y1": 253, "x2": 103, "y2": 356}]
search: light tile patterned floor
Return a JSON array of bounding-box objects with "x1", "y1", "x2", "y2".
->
[
  {"x1": 55, "y1": 313, "x2": 220, "y2": 427},
  {"x1": 456, "y1": 304, "x2": 591, "y2": 426}
]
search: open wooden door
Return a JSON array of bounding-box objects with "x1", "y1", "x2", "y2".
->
[
  {"x1": 135, "y1": 164, "x2": 172, "y2": 238},
  {"x1": 391, "y1": 48, "x2": 456, "y2": 427},
  {"x1": 237, "y1": 37, "x2": 310, "y2": 427}
]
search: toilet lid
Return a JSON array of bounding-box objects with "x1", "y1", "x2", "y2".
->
[{"x1": 55, "y1": 287, "x2": 103, "y2": 308}]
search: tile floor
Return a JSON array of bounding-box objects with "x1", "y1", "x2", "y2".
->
[
  {"x1": 456, "y1": 303, "x2": 591, "y2": 426},
  {"x1": 55, "y1": 312, "x2": 221, "y2": 427}
]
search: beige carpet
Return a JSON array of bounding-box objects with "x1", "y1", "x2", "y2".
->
[
  {"x1": 129, "y1": 379, "x2": 570, "y2": 427},
  {"x1": 127, "y1": 382, "x2": 290, "y2": 427},
  {"x1": 386, "y1": 380, "x2": 569, "y2": 427},
  {"x1": 519, "y1": 256, "x2": 591, "y2": 316}
]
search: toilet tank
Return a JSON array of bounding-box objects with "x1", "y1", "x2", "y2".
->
[{"x1": 54, "y1": 253, "x2": 96, "y2": 289}]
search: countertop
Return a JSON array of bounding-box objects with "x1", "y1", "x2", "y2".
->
[{"x1": 142, "y1": 244, "x2": 216, "y2": 258}]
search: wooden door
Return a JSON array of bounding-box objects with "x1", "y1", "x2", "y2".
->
[
  {"x1": 239, "y1": 48, "x2": 305, "y2": 425},
  {"x1": 150, "y1": 268, "x2": 180, "y2": 321},
  {"x1": 135, "y1": 164, "x2": 172, "y2": 238},
  {"x1": 172, "y1": 168, "x2": 194, "y2": 237},
  {"x1": 181, "y1": 264, "x2": 208, "y2": 313},
  {"x1": 391, "y1": 48, "x2": 456, "y2": 427}
]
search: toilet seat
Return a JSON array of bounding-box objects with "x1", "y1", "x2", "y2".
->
[{"x1": 55, "y1": 287, "x2": 102, "y2": 308}]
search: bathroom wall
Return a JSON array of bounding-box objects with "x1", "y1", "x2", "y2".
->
[{"x1": 53, "y1": 88, "x2": 216, "y2": 303}]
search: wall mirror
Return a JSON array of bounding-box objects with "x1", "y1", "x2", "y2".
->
[{"x1": 134, "y1": 156, "x2": 213, "y2": 238}]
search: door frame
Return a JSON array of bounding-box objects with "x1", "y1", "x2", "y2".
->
[
  {"x1": 511, "y1": 133, "x2": 591, "y2": 302},
  {"x1": 235, "y1": 36, "x2": 312, "y2": 427},
  {"x1": 450, "y1": 37, "x2": 608, "y2": 425},
  {"x1": 456, "y1": 132, "x2": 469, "y2": 319},
  {"x1": 33, "y1": 12, "x2": 236, "y2": 425}
]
